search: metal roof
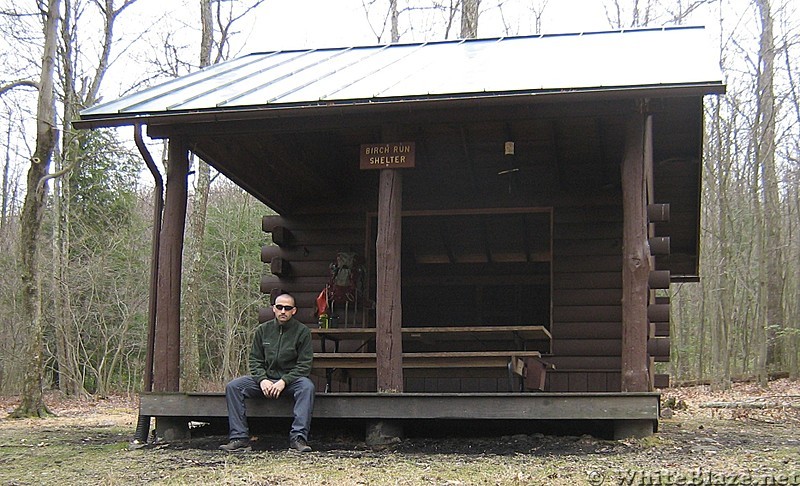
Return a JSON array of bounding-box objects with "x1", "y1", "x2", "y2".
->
[{"x1": 78, "y1": 26, "x2": 723, "y2": 126}]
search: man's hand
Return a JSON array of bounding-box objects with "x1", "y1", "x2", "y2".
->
[{"x1": 260, "y1": 378, "x2": 286, "y2": 398}]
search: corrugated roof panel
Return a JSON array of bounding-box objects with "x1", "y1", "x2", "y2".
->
[
  {"x1": 81, "y1": 54, "x2": 268, "y2": 115},
  {"x1": 381, "y1": 39, "x2": 517, "y2": 97},
  {"x1": 78, "y1": 27, "x2": 724, "y2": 123},
  {"x1": 167, "y1": 50, "x2": 319, "y2": 109},
  {"x1": 228, "y1": 46, "x2": 376, "y2": 106},
  {"x1": 275, "y1": 43, "x2": 422, "y2": 103},
  {"x1": 328, "y1": 42, "x2": 448, "y2": 100}
]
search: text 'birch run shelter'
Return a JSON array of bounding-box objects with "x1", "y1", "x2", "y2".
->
[{"x1": 75, "y1": 26, "x2": 725, "y2": 440}]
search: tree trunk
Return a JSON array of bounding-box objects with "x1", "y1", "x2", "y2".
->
[
  {"x1": 460, "y1": 0, "x2": 480, "y2": 38},
  {"x1": 1, "y1": 123, "x2": 12, "y2": 233},
  {"x1": 181, "y1": 153, "x2": 206, "y2": 391},
  {"x1": 182, "y1": 0, "x2": 215, "y2": 391},
  {"x1": 52, "y1": 0, "x2": 86, "y2": 398},
  {"x1": 756, "y1": 0, "x2": 782, "y2": 377},
  {"x1": 752, "y1": 0, "x2": 778, "y2": 386},
  {"x1": 791, "y1": 182, "x2": 800, "y2": 379},
  {"x1": 11, "y1": 0, "x2": 61, "y2": 418},
  {"x1": 390, "y1": 0, "x2": 399, "y2": 43}
]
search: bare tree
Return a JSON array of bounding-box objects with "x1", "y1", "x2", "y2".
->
[
  {"x1": 753, "y1": 0, "x2": 782, "y2": 386},
  {"x1": 50, "y1": 0, "x2": 139, "y2": 397},
  {"x1": 460, "y1": 0, "x2": 480, "y2": 38},
  {"x1": 11, "y1": 0, "x2": 60, "y2": 418},
  {"x1": 603, "y1": 0, "x2": 714, "y2": 28},
  {"x1": 182, "y1": 0, "x2": 265, "y2": 391}
]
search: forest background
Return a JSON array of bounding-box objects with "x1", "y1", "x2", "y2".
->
[{"x1": 0, "y1": 0, "x2": 798, "y2": 414}]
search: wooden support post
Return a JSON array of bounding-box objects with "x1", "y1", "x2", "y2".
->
[
  {"x1": 153, "y1": 138, "x2": 189, "y2": 393},
  {"x1": 376, "y1": 167, "x2": 404, "y2": 392},
  {"x1": 614, "y1": 419, "x2": 654, "y2": 439},
  {"x1": 621, "y1": 112, "x2": 651, "y2": 392}
]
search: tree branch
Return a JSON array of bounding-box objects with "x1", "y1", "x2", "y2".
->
[{"x1": 0, "y1": 80, "x2": 39, "y2": 96}]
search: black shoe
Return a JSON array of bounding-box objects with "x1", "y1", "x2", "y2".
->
[
  {"x1": 289, "y1": 436, "x2": 312, "y2": 452},
  {"x1": 219, "y1": 438, "x2": 251, "y2": 452}
]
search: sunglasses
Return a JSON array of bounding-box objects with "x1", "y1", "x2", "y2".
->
[{"x1": 274, "y1": 304, "x2": 295, "y2": 311}]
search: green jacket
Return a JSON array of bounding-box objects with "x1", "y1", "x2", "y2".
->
[{"x1": 249, "y1": 317, "x2": 313, "y2": 385}]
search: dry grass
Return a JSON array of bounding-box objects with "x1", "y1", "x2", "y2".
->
[{"x1": 1, "y1": 380, "x2": 799, "y2": 485}]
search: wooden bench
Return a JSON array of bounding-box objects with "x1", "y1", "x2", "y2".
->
[{"x1": 312, "y1": 350, "x2": 547, "y2": 392}]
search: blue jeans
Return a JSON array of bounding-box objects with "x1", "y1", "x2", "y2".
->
[{"x1": 224, "y1": 375, "x2": 315, "y2": 441}]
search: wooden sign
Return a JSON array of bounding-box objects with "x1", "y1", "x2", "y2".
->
[{"x1": 360, "y1": 142, "x2": 415, "y2": 170}]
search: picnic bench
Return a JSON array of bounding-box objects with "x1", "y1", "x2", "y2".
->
[{"x1": 310, "y1": 325, "x2": 553, "y2": 392}]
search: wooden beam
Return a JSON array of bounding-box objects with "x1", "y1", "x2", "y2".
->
[
  {"x1": 153, "y1": 138, "x2": 189, "y2": 392},
  {"x1": 140, "y1": 391, "x2": 661, "y2": 422},
  {"x1": 620, "y1": 112, "x2": 651, "y2": 392},
  {"x1": 375, "y1": 126, "x2": 404, "y2": 392}
]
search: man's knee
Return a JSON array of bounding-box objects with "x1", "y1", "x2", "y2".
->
[
  {"x1": 225, "y1": 376, "x2": 251, "y2": 396},
  {"x1": 295, "y1": 377, "x2": 315, "y2": 395}
]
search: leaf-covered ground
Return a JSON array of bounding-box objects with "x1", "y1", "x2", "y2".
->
[{"x1": 1, "y1": 380, "x2": 799, "y2": 485}]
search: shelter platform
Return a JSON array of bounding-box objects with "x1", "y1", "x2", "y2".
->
[{"x1": 140, "y1": 391, "x2": 660, "y2": 439}]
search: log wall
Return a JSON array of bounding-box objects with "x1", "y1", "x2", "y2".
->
[
  {"x1": 255, "y1": 111, "x2": 674, "y2": 393},
  {"x1": 547, "y1": 203, "x2": 624, "y2": 391}
]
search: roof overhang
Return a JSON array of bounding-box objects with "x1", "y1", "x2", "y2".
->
[{"x1": 74, "y1": 82, "x2": 724, "y2": 131}]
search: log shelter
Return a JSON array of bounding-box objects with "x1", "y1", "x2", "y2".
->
[{"x1": 75, "y1": 26, "x2": 724, "y2": 440}]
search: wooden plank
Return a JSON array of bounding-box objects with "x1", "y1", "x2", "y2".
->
[
  {"x1": 551, "y1": 322, "x2": 621, "y2": 339},
  {"x1": 553, "y1": 306, "x2": 621, "y2": 322},
  {"x1": 552, "y1": 289, "x2": 622, "y2": 306},
  {"x1": 139, "y1": 392, "x2": 660, "y2": 421},
  {"x1": 552, "y1": 255, "x2": 622, "y2": 273},
  {"x1": 555, "y1": 238, "x2": 622, "y2": 256},
  {"x1": 312, "y1": 325, "x2": 552, "y2": 342},
  {"x1": 312, "y1": 351, "x2": 542, "y2": 369},
  {"x1": 553, "y1": 272, "x2": 622, "y2": 289},
  {"x1": 553, "y1": 223, "x2": 622, "y2": 240},
  {"x1": 403, "y1": 273, "x2": 550, "y2": 287},
  {"x1": 260, "y1": 275, "x2": 330, "y2": 293},
  {"x1": 554, "y1": 206, "x2": 623, "y2": 224},
  {"x1": 402, "y1": 325, "x2": 551, "y2": 341},
  {"x1": 544, "y1": 356, "x2": 621, "y2": 369},
  {"x1": 551, "y1": 339, "x2": 621, "y2": 356}
]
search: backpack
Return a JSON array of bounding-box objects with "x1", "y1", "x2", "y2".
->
[{"x1": 328, "y1": 252, "x2": 364, "y2": 304}]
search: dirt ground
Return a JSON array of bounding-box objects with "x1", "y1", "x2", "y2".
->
[{"x1": 1, "y1": 379, "x2": 799, "y2": 485}]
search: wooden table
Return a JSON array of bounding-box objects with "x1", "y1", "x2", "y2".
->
[
  {"x1": 310, "y1": 325, "x2": 552, "y2": 392},
  {"x1": 312, "y1": 325, "x2": 551, "y2": 351}
]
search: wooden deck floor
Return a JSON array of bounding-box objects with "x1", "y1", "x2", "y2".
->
[{"x1": 141, "y1": 391, "x2": 660, "y2": 439}]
